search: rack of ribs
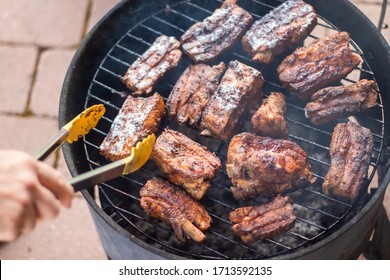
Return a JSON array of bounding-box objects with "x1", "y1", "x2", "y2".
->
[
  {"x1": 151, "y1": 129, "x2": 222, "y2": 200},
  {"x1": 100, "y1": 93, "x2": 165, "y2": 161},
  {"x1": 242, "y1": 0, "x2": 317, "y2": 64},
  {"x1": 251, "y1": 92, "x2": 288, "y2": 139},
  {"x1": 305, "y1": 79, "x2": 378, "y2": 125},
  {"x1": 226, "y1": 132, "x2": 316, "y2": 200},
  {"x1": 180, "y1": 2, "x2": 253, "y2": 63},
  {"x1": 278, "y1": 32, "x2": 361, "y2": 100},
  {"x1": 229, "y1": 195, "x2": 296, "y2": 243},
  {"x1": 200, "y1": 60, "x2": 264, "y2": 141},
  {"x1": 167, "y1": 62, "x2": 226, "y2": 127},
  {"x1": 140, "y1": 177, "x2": 212, "y2": 243},
  {"x1": 322, "y1": 122, "x2": 374, "y2": 201},
  {"x1": 123, "y1": 35, "x2": 182, "y2": 95}
]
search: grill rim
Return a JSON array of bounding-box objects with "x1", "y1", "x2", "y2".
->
[{"x1": 59, "y1": 0, "x2": 390, "y2": 259}]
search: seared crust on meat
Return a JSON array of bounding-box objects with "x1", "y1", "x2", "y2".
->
[
  {"x1": 242, "y1": 0, "x2": 317, "y2": 64},
  {"x1": 278, "y1": 32, "x2": 361, "y2": 100},
  {"x1": 200, "y1": 60, "x2": 264, "y2": 141},
  {"x1": 323, "y1": 122, "x2": 374, "y2": 201},
  {"x1": 152, "y1": 129, "x2": 221, "y2": 200},
  {"x1": 100, "y1": 93, "x2": 165, "y2": 161},
  {"x1": 140, "y1": 177, "x2": 212, "y2": 243},
  {"x1": 305, "y1": 79, "x2": 378, "y2": 125},
  {"x1": 229, "y1": 195, "x2": 296, "y2": 243},
  {"x1": 167, "y1": 62, "x2": 226, "y2": 126},
  {"x1": 251, "y1": 92, "x2": 288, "y2": 139},
  {"x1": 180, "y1": 3, "x2": 253, "y2": 63},
  {"x1": 226, "y1": 132, "x2": 316, "y2": 200},
  {"x1": 123, "y1": 35, "x2": 182, "y2": 94}
]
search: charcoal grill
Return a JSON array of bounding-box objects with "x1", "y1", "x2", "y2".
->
[{"x1": 60, "y1": 0, "x2": 390, "y2": 259}]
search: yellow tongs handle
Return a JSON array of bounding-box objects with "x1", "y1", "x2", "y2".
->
[
  {"x1": 35, "y1": 104, "x2": 106, "y2": 161},
  {"x1": 69, "y1": 134, "x2": 156, "y2": 192}
]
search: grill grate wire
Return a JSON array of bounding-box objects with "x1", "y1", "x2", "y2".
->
[{"x1": 81, "y1": 0, "x2": 386, "y2": 259}]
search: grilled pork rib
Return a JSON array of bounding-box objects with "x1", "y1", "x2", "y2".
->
[
  {"x1": 167, "y1": 62, "x2": 226, "y2": 127},
  {"x1": 305, "y1": 79, "x2": 378, "y2": 125},
  {"x1": 242, "y1": 0, "x2": 317, "y2": 64},
  {"x1": 200, "y1": 60, "x2": 264, "y2": 141},
  {"x1": 140, "y1": 177, "x2": 212, "y2": 243},
  {"x1": 251, "y1": 92, "x2": 288, "y2": 139},
  {"x1": 278, "y1": 32, "x2": 361, "y2": 100},
  {"x1": 123, "y1": 35, "x2": 182, "y2": 94},
  {"x1": 180, "y1": 3, "x2": 253, "y2": 63},
  {"x1": 227, "y1": 132, "x2": 316, "y2": 200},
  {"x1": 229, "y1": 195, "x2": 296, "y2": 243},
  {"x1": 100, "y1": 93, "x2": 165, "y2": 161},
  {"x1": 323, "y1": 122, "x2": 374, "y2": 201},
  {"x1": 152, "y1": 129, "x2": 221, "y2": 200}
]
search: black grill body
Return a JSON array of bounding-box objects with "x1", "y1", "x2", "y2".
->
[{"x1": 60, "y1": 0, "x2": 390, "y2": 259}]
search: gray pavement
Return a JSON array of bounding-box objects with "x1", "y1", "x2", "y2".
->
[{"x1": 0, "y1": 0, "x2": 389, "y2": 259}]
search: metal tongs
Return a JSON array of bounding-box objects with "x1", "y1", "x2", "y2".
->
[
  {"x1": 70, "y1": 134, "x2": 155, "y2": 192},
  {"x1": 36, "y1": 104, "x2": 106, "y2": 161},
  {"x1": 36, "y1": 105, "x2": 156, "y2": 192}
]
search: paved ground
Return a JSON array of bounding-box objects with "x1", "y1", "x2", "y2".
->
[{"x1": 0, "y1": 0, "x2": 389, "y2": 259}]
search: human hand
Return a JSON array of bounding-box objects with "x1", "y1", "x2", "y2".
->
[{"x1": 0, "y1": 150, "x2": 74, "y2": 242}]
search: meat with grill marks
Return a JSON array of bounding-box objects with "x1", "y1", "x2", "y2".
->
[
  {"x1": 140, "y1": 177, "x2": 212, "y2": 243},
  {"x1": 167, "y1": 62, "x2": 226, "y2": 127},
  {"x1": 100, "y1": 93, "x2": 165, "y2": 161},
  {"x1": 200, "y1": 60, "x2": 264, "y2": 141},
  {"x1": 242, "y1": 0, "x2": 317, "y2": 64},
  {"x1": 305, "y1": 79, "x2": 378, "y2": 125},
  {"x1": 152, "y1": 129, "x2": 221, "y2": 200},
  {"x1": 123, "y1": 35, "x2": 182, "y2": 95},
  {"x1": 251, "y1": 92, "x2": 288, "y2": 139},
  {"x1": 278, "y1": 32, "x2": 362, "y2": 100},
  {"x1": 226, "y1": 132, "x2": 316, "y2": 200},
  {"x1": 229, "y1": 195, "x2": 296, "y2": 243},
  {"x1": 180, "y1": 2, "x2": 253, "y2": 63},
  {"x1": 322, "y1": 122, "x2": 374, "y2": 201}
]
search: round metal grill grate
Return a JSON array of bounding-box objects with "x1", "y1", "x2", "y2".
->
[{"x1": 80, "y1": 0, "x2": 386, "y2": 259}]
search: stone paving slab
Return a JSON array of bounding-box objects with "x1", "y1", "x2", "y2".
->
[
  {"x1": 30, "y1": 49, "x2": 75, "y2": 117},
  {"x1": 0, "y1": 115, "x2": 106, "y2": 260},
  {"x1": 0, "y1": 0, "x2": 89, "y2": 47},
  {"x1": 0, "y1": 45, "x2": 37, "y2": 114},
  {"x1": 0, "y1": 115, "x2": 57, "y2": 165},
  {"x1": 354, "y1": 1, "x2": 389, "y2": 36},
  {"x1": 0, "y1": 196, "x2": 107, "y2": 260},
  {"x1": 87, "y1": 0, "x2": 122, "y2": 32},
  {"x1": 350, "y1": 0, "x2": 390, "y2": 43}
]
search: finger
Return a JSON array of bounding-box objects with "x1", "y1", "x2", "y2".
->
[
  {"x1": 36, "y1": 161, "x2": 73, "y2": 208},
  {"x1": 0, "y1": 199, "x2": 24, "y2": 242},
  {"x1": 31, "y1": 182, "x2": 62, "y2": 221},
  {"x1": 0, "y1": 180, "x2": 37, "y2": 233},
  {"x1": 0, "y1": 196, "x2": 38, "y2": 241},
  {"x1": 20, "y1": 200, "x2": 38, "y2": 233}
]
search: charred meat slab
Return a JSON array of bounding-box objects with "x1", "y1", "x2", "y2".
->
[
  {"x1": 123, "y1": 35, "x2": 182, "y2": 94},
  {"x1": 251, "y1": 92, "x2": 288, "y2": 139},
  {"x1": 152, "y1": 129, "x2": 221, "y2": 200},
  {"x1": 200, "y1": 60, "x2": 264, "y2": 141},
  {"x1": 100, "y1": 93, "x2": 165, "y2": 161},
  {"x1": 278, "y1": 32, "x2": 361, "y2": 100},
  {"x1": 140, "y1": 177, "x2": 212, "y2": 243},
  {"x1": 242, "y1": 0, "x2": 317, "y2": 64},
  {"x1": 305, "y1": 79, "x2": 378, "y2": 125},
  {"x1": 227, "y1": 132, "x2": 316, "y2": 200},
  {"x1": 229, "y1": 195, "x2": 296, "y2": 243},
  {"x1": 323, "y1": 122, "x2": 374, "y2": 201},
  {"x1": 167, "y1": 62, "x2": 226, "y2": 127},
  {"x1": 180, "y1": 3, "x2": 253, "y2": 63}
]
